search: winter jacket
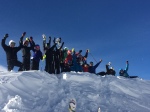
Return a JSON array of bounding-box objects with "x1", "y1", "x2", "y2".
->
[
  {"x1": 119, "y1": 63, "x2": 129, "y2": 77},
  {"x1": 32, "y1": 49, "x2": 43, "y2": 62},
  {"x1": 70, "y1": 53, "x2": 83, "y2": 72},
  {"x1": 1, "y1": 38, "x2": 22, "y2": 60},
  {"x1": 105, "y1": 65, "x2": 116, "y2": 76},
  {"x1": 88, "y1": 61, "x2": 101, "y2": 74}
]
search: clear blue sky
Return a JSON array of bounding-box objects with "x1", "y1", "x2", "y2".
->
[{"x1": 0, "y1": 0, "x2": 150, "y2": 79}]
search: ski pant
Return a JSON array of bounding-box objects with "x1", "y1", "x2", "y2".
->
[
  {"x1": 30, "y1": 59, "x2": 40, "y2": 70},
  {"x1": 45, "y1": 59, "x2": 55, "y2": 74},
  {"x1": 7, "y1": 59, "x2": 23, "y2": 71},
  {"x1": 22, "y1": 57, "x2": 30, "y2": 71},
  {"x1": 55, "y1": 61, "x2": 60, "y2": 74}
]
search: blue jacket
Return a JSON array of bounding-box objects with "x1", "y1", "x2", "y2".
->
[
  {"x1": 88, "y1": 61, "x2": 101, "y2": 74},
  {"x1": 119, "y1": 63, "x2": 129, "y2": 77},
  {"x1": 70, "y1": 53, "x2": 83, "y2": 72},
  {"x1": 32, "y1": 49, "x2": 43, "y2": 62}
]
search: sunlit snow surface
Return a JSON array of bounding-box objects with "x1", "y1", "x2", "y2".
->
[{"x1": 0, "y1": 71, "x2": 150, "y2": 112}]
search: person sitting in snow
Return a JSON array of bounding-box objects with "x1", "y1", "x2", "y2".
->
[
  {"x1": 88, "y1": 59, "x2": 102, "y2": 74},
  {"x1": 119, "y1": 61, "x2": 138, "y2": 78},
  {"x1": 1, "y1": 33, "x2": 24, "y2": 71},
  {"x1": 97, "y1": 62, "x2": 116, "y2": 76}
]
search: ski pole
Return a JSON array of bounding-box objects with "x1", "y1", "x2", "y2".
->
[{"x1": 89, "y1": 52, "x2": 97, "y2": 63}]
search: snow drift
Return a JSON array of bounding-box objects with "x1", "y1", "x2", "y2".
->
[{"x1": 0, "y1": 71, "x2": 150, "y2": 112}]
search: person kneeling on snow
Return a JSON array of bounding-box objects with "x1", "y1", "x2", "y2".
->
[{"x1": 119, "y1": 61, "x2": 138, "y2": 78}]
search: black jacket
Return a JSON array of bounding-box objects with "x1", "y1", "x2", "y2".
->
[{"x1": 1, "y1": 38, "x2": 22, "y2": 60}]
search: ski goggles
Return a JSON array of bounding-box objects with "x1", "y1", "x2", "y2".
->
[{"x1": 10, "y1": 42, "x2": 15, "y2": 46}]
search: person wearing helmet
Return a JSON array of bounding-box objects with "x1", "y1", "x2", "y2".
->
[
  {"x1": 105, "y1": 62, "x2": 116, "y2": 76},
  {"x1": 97, "y1": 62, "x2": 116, "y2": 76},
  {"x1": 119, "y1": 61, "x2": 129, "y2": 77},
  {"x1": 20, "y1": 33, "x2": 35, "y2": 71},
  {"x1": 1, "y1": 33, "x2": 24, "y2": 71},
  {"x1": 119, "y1": 61, "x2": 138, "y2": 78}
]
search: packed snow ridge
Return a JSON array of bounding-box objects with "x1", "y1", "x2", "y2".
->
[{"x1": 0, "y1": 71, "x2": 150, "y2": 112}]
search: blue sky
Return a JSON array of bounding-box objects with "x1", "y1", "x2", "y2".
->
[{"x1": 0, "y1": 0, "x2": 150, "y2": 79}]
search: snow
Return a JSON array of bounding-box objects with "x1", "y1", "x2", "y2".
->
[{"x1": 0, "y1": 71, "x2": 150, "y2": 112}]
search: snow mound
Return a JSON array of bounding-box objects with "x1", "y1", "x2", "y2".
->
[{"x1": 0, "y1": 71, "x2": 150, "y2": 112}]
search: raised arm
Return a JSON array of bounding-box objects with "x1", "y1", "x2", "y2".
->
[
  {"x1": 94, "y1": 59, "x2": 102, "y2": 69},
  {"x1": 125, "y1": 61, "x2": 129, "y2": 72},
  {"x1": 1, "y1": 34, "x2": 9, "y2": 50}
]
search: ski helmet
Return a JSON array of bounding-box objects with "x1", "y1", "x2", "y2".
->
[
  {"x1": 9, "y1": 40, "x2": 15, "y2": 46},
  {"x1": 64, "y1": 47, "x2": 68, "y2": 50},
  {"x1": 55, "y1": 38, "x2": 60, "y2": 43}
]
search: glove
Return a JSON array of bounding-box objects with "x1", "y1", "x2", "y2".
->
[
  {"x1": 26, "y1": 37, "x2": 29, "y2": 41},
  {"x1": 100, "y1": 59, "x2": 102, "y2": 63},
  {"x1": 107, "y1": 62, "x2": 111, "y2": 66},
  {"x1": 30, "y1": 36, "x2": 33, "y2": 41},
  {"x1": 4, "y1": 34, "x2": 9, "y2": 39},
  {"x1": 49, "y1": 36, "x2": 51, "y2": 40},
  {"x1": 72, "y1": 48, "x2": 75, "y2": 52},
  {"x1": 86, "y1": 49, "x2": 90, "y2": 53},
  {"x1": 79, "y1": 50, "x2": 82, "y2": 53},
  {"x1": 42, "y1": 34, "x2": 46, "y2": 40},
  {"x1": 42, "y1": 54, "x2": 46, "y2": 60},
  {"x1": 22, "y1": 32, "x2": 26, "y2": 37}
]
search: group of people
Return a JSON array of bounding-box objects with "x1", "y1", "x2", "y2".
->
[{"x1": 1, "y1": 32, "x2": 138, "y2": 78}]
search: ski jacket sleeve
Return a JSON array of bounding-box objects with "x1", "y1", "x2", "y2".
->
[
  {"x1": 106, "y1": 65, "x2": 109, "y2": 72},
  {"x1": 125, "y1": 63, "x2": 129, "y2": 72},
  {"x1": 94, "y1": 61, "x2": 101, "y2": 69},
  {"x1": 84, "y1": 51, "x2": 88, "y2": 58},
  {"x1": 1, "y1": 38, "x2": 8, "y2": 51}
]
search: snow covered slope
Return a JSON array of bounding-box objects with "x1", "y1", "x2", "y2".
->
[{"x1": 0, "y1": 71, "x2": 150, "y2": 112}]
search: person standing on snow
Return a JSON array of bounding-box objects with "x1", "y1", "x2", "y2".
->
[
  {"x1": 30, "y1": 44, "x2": 43, "y2": 70},
  {"x1": 42, "y1": 36, "x2": 56, "y2": 74},
  {"x1": 1, "y1": 33, "x2": 24, "y2": 71},
  {"x1": 21, "y1": 33, "x2": 35, "y2": 71},
  {"x1": 53, "y1": 37, "x2": 64, "y2": 74},
  {"x1": 88, "y1": 59, "x2": 102, "y2": 74}
]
